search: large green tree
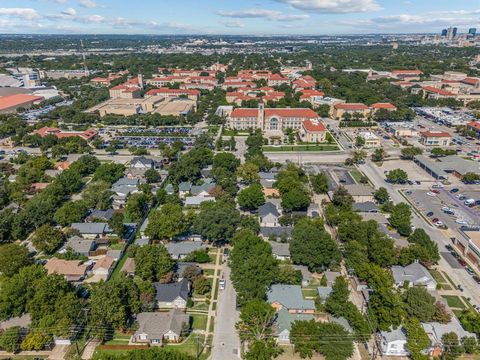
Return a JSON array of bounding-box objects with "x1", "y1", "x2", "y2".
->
[
  {"x1": 290, "y1": 218, "x2": 340, "y2": 272},
  {"x1": 134, "y1": 244, "x2": 174, "y2": 282},
  {"x1": 146, "y1": 203, "x2": 188, "y2": 240},
  {"x1": 237, "y1": 183, "x2": 265, "y2": 211},
  {"x1": 32, "y1": 224, "x2": 65, "y2": 254},
  {"x1": 0, "y1": 243, "x2": 31, "y2": 277},
  {"x1": 193, "y1": 200, "x2": 241, "y2": 244}
]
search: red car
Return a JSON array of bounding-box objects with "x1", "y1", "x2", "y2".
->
[
  {"x1": 458, "y1": 259, "x2": 467, "y2": 267},
  {"x1": 432, "y1": 189, "x2": 440, "y2": 194},
  {"x1": 432, "y1": 218, "x2": 439, "y2": 223}
]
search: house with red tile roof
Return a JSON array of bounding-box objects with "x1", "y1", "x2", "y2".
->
[
  {"x1": 91, "y1": 75, "x2": 121, "y2": 86},
  {"x1": 267, "y1": 74, "x2": 290, "y2": 87},
  {"x1": 145, "y1": 88, "x2": 200, "y2": 101},
  {"x1": 419, "y1": 130, "x2": 452, "y2": 146},
  {"x1": 0, "y1": 94, "x2": 44, "y2": 114},
  {"x1": 467, "y1": 121, "x2": 480, "y2": 138},
  {"x1": 331, "y1": 103, "x2": 370, "y2": 119},
  {"x1": 421, "y1": 86, "x2": 455, "y2": 99},
  {"x1": 299, "y1": 119, "x2": 327, "y2": 143},
  {"x1": 228, "y1": 104, "x2": 319, "y2": 131},
  {"x1": 293, "y1": 76, "x2": 316, "y2": 90},
  {"x1": 370, "y1": 103, "x2": 397, "y2": 113},
  {"x1": 391, "y1": 70, "x2": 423, "y2": 81},
  {"x1": 34, "y1": 127, "x2": 97, "y2": 141}
]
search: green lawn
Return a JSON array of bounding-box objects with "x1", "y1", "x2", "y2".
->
[
  {"x1": 263, "y1": 144, "x2": 340, "y2": 152},
  {"x1": 166, "y1": 334, "x2": 207, "y2": 360},
  {"x1": 429, "y1": 269, "x2": 447, "y2": 284},
  {"x1": 109, "y1": 253, "x2": 129, "y2": 281},
  {"x1": 222, "y1": 129, "x2": 250, "y2": 136},
  {"x1": 301, "y1": 288, "x2": 318, "y2": 298},
  {"x1": 109, "y1": 243, "x2": 125, "y2": 250},
  {"x1": 350, "y1": 169, "x2": 367, "y2": 184},
  {"x1": 442, "y1": 295, "x2": 466, "y2": 309},
  {"x1": 192, "y1": 302, "x2": 209, "y2": 311},
  {"x1": 203, "y1": 269, "x2": 214, "y2": 277},
  {"x1": 190, "y1": 314, "x2": 208, "y2": 331}
]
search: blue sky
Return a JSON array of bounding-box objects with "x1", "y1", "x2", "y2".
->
[{"x1": 0, "y1": 0, "x2": 478, "y2": 35}]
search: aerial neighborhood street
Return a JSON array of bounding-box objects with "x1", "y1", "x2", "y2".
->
[{"x1": 0, "y1": 9, "x2": 480, "y2": 360}]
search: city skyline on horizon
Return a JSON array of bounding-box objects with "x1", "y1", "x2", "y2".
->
[{"x1": 0, "y1": 0, "x2": 478, "y2": 36}]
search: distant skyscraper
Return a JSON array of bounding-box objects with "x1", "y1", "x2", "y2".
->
[
  {"x1": 452, "y1": 27, "x2": 458, "y2": 38},
  {"x1": 447, "y1": 27, "x2": 454, "y2": 40},
  {"x1": 468, "y1": 28, "x2": 477, "y2": 37},
  {"x1": 441, "y1": 29, "x2": 448, "y2": 37}
]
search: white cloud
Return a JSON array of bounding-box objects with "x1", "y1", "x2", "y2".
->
[
  {"x1": 83, "y1": 14, "x2": 105, "y2": 22},
  {"x1": 217, "y1": 8, "x2": 309, "y2": 21},
  {"x1": 79, "y1": 0, "x2": 97, "y2": 8},
  {"x1": 61, "y1": 8, "x2": 77, "y2": 17},
  {"x1": 0, "y1": 8, "x2": 38, "y2": 20},
  {"x1": 220, "y1": 20, "x2": 245, "y2": 28},
  {"x1": 275, "y1": 0, "x2": 381, "y2": 13}
]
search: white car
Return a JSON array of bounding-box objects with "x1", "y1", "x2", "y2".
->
[
  {"x1": 219, "y1": 280, "x2": 226, "y2": 290},
  {"x1": 426, "y1": 192, "x2": 437, "y2": 197},
  {"x1": 455, "y1": 219, "x2": 468, "y2": 225},
  {"x1": 434, "y1": 221, "x2": 444, "y2": 226}
]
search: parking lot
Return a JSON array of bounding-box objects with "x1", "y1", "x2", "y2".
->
[
  {"x1": 405, "y1": 188, "x2": 480, "y2": 231},
  {"x1": 379, "y1": 159, "x2": 435, "y2": 183}
]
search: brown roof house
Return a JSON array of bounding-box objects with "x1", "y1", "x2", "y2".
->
[
  {"x1": 44, "y1": 258, "x2": 88, "y2": 282},
  {"x1": 131, "y1": 310, "x2": 189, "y2": 346}
]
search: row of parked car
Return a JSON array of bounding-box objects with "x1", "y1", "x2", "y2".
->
[{"x1": 446, "y1": 243, "x2": 480, "y2": 284}]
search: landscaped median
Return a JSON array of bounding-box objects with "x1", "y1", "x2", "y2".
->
[{"x1": 263, "y1": 144, "x2": 340, "y2": 152}]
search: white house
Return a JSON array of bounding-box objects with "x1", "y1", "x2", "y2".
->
[
  {"x1": 391, "y1": 262, "x2": 437, "y2": 291},
  {"x1": 379, "y1": 327, "x2": 409, "y2": 357}
]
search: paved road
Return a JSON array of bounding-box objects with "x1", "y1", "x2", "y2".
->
[
  {"x1": 211, "y1": 265, "x2": 241, "y2": 360},
  {"x1": 265, "y1": 152, "x2": 348, "y2": 164},
  {"x1": 359, "y1": 160, "x2": 480, "y2": 308}
]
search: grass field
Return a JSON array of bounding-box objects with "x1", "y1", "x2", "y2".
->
[
  {"x1": 429, "y1": 269, "x2": 447, "y2": 283},
  {"x1": 109, "y1": 253, "x2": 129, "y2": 281},
  {"x1": 442, "y1": 295, "x2": 466, "y2": 309},
  {"x1": 301, "y1": 288, "x2": 318, "y2": 298},
  {"x1": 190, "y1": 314, "x2": 208, "y2": 331},
  {"x1": 166, "y1": 334, "x2": 208, "y2": 360},
  {"x1": 263, "y1": 144, "x2": 340, "y2": 152}
]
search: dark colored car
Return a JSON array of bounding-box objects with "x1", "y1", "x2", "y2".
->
[
  {"x1": 426, "y1": 211, "x2": 434, "y2": 217},
  {"x1": 473, "y1": 276, "x2": 480, "y2": 284},
  {"x1": 432, "y1": 189, "x2": 440, "y2": 194},
  {"x1": 458, "y1": 259, "x2": 467, "y2": 267},
  {"x1": 450, "y1": 188, "x2": 459, "y2": 193},
  {"x1": 432, "y1": 218, "x2": 439, "y2": 223},
  {"x1": 445, "y1": 244, "x2": 453, "y2": 251}
]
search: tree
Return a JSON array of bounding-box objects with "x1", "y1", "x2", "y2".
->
[
  {"x1": 352, "y1": 150, "x2": 367, "y2": 164},
  {"x1": 404, "y1": 318, "x2": 430, "y2": 360},
  {"x1": 193, "y1": 201, "x2": 241, "y2": 244},
  {"x1": 332, "y1": 186, "x2": 354, "y2": 209},
  {"x1": 463, "y1": 172, "x2": 480, "y2": 184},
  {"x1": 134, "y1": 244, "x2": 174, "y2": 282},
  {"x1": 54, "y1": 201, "x2": 87, "y2": 226},
  {"x1": 459, "y1": 310, "x2": 480, "y2": 336},
  {"x1": 433, "y1": 301, "x2": 452, "y2": 324},
  {"x1": 461, "y1": 337, "x2": 478, "y2": 354},
  {"x1": 244, "y1": 340, "x2": 281, "y2": 360},
  {"x1": 236, "y1": 300, "x2": 276, "y2": 342},
  {"x1": 355, "y1": 135, "x2": 365, "y2": 148},
  {"x1": 0, "y1": 243, "x2": 31, "y2": 277},
  {"x1": 401, "y1": 147, "x2": 423, "y2": 160},
  {"x1": 389, "y1": 202, "x2": 412, "y2": 236},
  {"x1": 374, "y1": 187, "x2": 389, "y2": 204},
  {"x1": 276, "y1": 266, "x2": 302, "y2": 285},
  {"x1": 125, "y1": 193, "x2": 148, "y2": 223},
  {"x1": 290, "y1": 218, "x2": 341, "y2": 272},
  {"x1": 108, "y1": 211, "x2": 126, "y2": 237},
  {"x1": 442, "y1": 332, "x2": 464, "y2": 360},
  {"x1": 146, "y1": 203, "x2": 188, "y2": 240},
  {"x1": 290, "y1": 320, "x2": 354, "y2": 360},
  {"x1": 310, "y1": 173, "x2": 329, "y2": 194},
  {"x1": 407, "y1": 229, "x2": 439, "y2": 264},
  {"x1": 20, "y1": 331, "x2": 52, "y2": 351},
  {"x1": 144, "y1": 169, "x2": 161, "y2": 183},
  {"x1": 93, "y1": 163, "x2": 125, "y2": 184},
  {"x1": 0, "y1": 326, "x2": 21, "y2": 352},
  {"x1": 372, "y1": 148, "x2": 386, "y2": 162},
  {"x1": 213, "y1": 152, "x2": 240, "y2": 174},
  {"x1": 386, "y1": 168, "x2": 408, "y2": 184},
  {"x1": 281, "y1": 186, "x2": 310, "y2": 212},
  {"x1": 32, "y1": 224, "x2": 65, "y2": 254},
  {"x1": 230, "y1": 230, "x2": 278, "y2": 305},
  {"x1": 193, "y1": 276, "x2": 210, "y2": 295},
  {"x1": 404, "y1": 286, "x2": 436, "y2": 322},
  {"x1": 183, "y1": 249, "x2": 211, "y2": 263},
  {"x1": 238, "y1": 183, "x2": 265, "y2": 211},
  {"x1": 237, "y1": 162, "x2": 260, "y2": 184}
]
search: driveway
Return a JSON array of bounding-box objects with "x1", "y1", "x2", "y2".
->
[{"x1": 211, "y1": 265, "x2": 241, "y2": 360}]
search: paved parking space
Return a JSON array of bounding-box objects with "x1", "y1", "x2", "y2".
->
[
  {"x1": 441, "y1": 252, "x2": 463, "y2": 269},
  {"x1": 378, "y1": 160, "x2": 435, "y2": 182}
]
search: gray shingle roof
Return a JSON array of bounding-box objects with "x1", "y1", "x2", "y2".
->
[
  {"x1": 352, "y1": 201, "x2": 379, "y2": 213},
  {"x1": 380, "y1": 327, "x2": 407, "y2": 343},
  {"x1": 87, "y1": 209, "x2": 115, "y2": 221},
  {"x1": 63, "y1": 237, "x2": 95, "y2": 255},
  {"x1": 258, "y1": 202, "x2": 280, "y2": 217},
  {"x1": 258, "y1": 172, "x2": 276, "y2": 180},
  {"x1": 391, "y1": 262, "x2": 436, "y2": 287},
  {"x1": 71, "y1": 223, "x2": 110, "y2": 235},
  {"x1": 317, "y1": 286, "x2": 333, "y2": 300},
  {"x1": 178, "y1": 182, "x2": 192, "y2": 192},
  {"x1": 134, "y1": 310, "x2": 189, "y2": 340},
  {"x1": 166, "y1": 242, "x2": 203, "y2": 258},
  {"x1": 274, "y1": 307, "x2": 314, "y2": 335},
  {"x1": 267, "y1": 284, "x2": 315, "y2": 311},
  {"x1": 112, "y1": 178, "x2": 140, "y2": 188},
  {"x1": 269, "y1": 241, "x2": 290, "y2": 257},
  {"x1": 154, "y1": 279, "x2": 189, "y2": 302}
]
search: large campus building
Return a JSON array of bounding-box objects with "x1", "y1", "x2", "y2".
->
[{"x1": 227, "y1": 104, "x2": 320, "y2": 131}]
